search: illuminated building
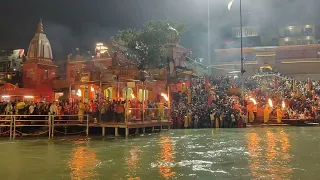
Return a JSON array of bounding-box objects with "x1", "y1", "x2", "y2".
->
[
  {"x1": 62, "y1": 42, "x2": 193, "y2": 103},
  {"x1": 0, "y1": 49, "x2": 24, "y2": 85},
  {"x1": 214, "y1": 24, "x2": 320, "y2": 79},
  {"x1": 0, "y1": 20, "x2": 57, "y2": 101},
  {"x1": 213, "y1": 44, "x2": 320, "y2": 79},
  {"x1": 279, "y1": 25, "x2": 316, "y2": 46}
]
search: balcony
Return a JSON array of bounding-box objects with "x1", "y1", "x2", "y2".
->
[
  {"x1": 279, "y1": 25, "x2": 315, "y2": 38},
  {"x1": 279, "y1": 36, "x2": 315, "y2": 46}
]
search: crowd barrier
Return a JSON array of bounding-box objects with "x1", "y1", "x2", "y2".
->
[
  {"x1": 0, "y1": 114, "x2": 89, "y2": 140},
  {"x1": 126, "y1": 107, "x2": 171, "y2": 122}
]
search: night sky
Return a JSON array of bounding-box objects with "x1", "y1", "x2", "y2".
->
[{"x1": 1, "y1": 0, "x2": 319, "y2": 60}]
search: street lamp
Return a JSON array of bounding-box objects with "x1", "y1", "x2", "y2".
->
[{"x1": 207, "y1": 0, "x2": 211, "y2": 75}]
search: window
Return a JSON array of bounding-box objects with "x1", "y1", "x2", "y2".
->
[
  {"x1": 303, "y1": 40, "x2": 313, "y2": 45},
  {"x1": 44, "y1": 69, "x2": 49, "y2": 79},
  {"x1": 297, "y1": 39, "x2": 302, "y2": 45},
  {"x1": 304, "y1": 28, "x2": 313, "y2": 36},
  {"x1": 285, "y1": 41, "x2": 295, "y2": 45},
  {"x1": 284, "y1": 30, "x2": 291, "y2": 37}
]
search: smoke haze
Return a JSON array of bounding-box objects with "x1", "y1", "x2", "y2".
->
[{"x1": 0, "y1": 0, "x2": 319, "y2": 61}]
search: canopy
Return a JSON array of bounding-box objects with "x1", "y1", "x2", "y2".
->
[{"x1": 0, "y1": 83, "x2": 37, "y2": 96}]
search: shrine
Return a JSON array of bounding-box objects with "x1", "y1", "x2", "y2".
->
[
  {"x1": 0, "y1": 20, "x2": 57, "y2": 102},
  {"x1": 22, "y1": 20, "x2": 57, "y2": 101}
]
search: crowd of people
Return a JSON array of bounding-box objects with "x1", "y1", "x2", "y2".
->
[
  {"x1": 0, "y1": 99, "x2": 168, "y2": 123},
  {"x1": 171, "y1": 72, "x2": 320, "y2": 129},
  {"x1": 1, "y1": 71, "x2": 320, "y2": 129}
]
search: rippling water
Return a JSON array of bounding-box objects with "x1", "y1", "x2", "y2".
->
[{"x1": 0, "y1": 127, "x2": 320, "y2": 180}]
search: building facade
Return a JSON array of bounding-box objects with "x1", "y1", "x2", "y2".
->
[
  {"x1": 213, "y1": 44, "x2": 320, "y2": 79},
  {"x1": 279, "y1": 25, "x2": 316, "y2": 46},
  {"x1": 0, "y1": 49, "x2": 24, "y2": 85}
]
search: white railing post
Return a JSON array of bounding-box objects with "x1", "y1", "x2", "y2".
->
[
  {"x1": 13, "y1": 115, "x2": 16, "y2": 140},
  {"x1": 51, "y1": 113, "x2": 54, "y2": 138},
  {"x1": 48, "y1": 114, "x2": 51, "y2": 139},
  {"x1": 86, "y1": 114, "x2": 89, "y2": 137},
  {"x1": 9, "y1": 114, "x2": 13, "y2": 140}
]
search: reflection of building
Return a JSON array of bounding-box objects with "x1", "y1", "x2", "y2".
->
[
  {"x1": 213, "y1": 44, "x2": 320, "y2": 80},
  {"x1": 279, "y1": 25, "x2": 316, "y2": 46}
]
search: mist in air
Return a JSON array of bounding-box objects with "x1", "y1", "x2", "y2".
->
[{"x1": 0, "y1": 0, "x2": 319, "y2": 60}]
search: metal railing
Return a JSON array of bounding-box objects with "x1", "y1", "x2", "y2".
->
[
  {"x1": 0, "y1": 114, "x2": 89, "y2": 140},
  {"x1": 126, "y1": 107, "x2": 171, "y2": 122}
]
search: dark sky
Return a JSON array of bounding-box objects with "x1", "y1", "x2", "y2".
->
[{"x1": 1, "y1": 0, "x2": 319, "y2": 60}]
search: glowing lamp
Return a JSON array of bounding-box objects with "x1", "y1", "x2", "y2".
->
[
  {"x1": 90, "y1": 87, "x2": 94, "y2": 92},
  {"x1": 131, "y1": 94, "x2": 135, "y2": 99},
  {"x1": 24, "y1": 96, "x2": 34, "y2": 98},
  {"x1": 249, "y1": 98, "x2": 257, "y2": 105},
  {"x1": 76, "y1": 89, "x2": 82, "y2": 97},
  {"x1": 2, "y1": 95, "x2": 10, "y2": 98},
  {"x1": 161, "y1": 93, "x2": 169, "y2": 101},
  {"x1": 282, "y1": 101, "x2": 286, "y2": 109},
  {"x1": 268, "y1": 99, "x2": 273, "y2": 108}
]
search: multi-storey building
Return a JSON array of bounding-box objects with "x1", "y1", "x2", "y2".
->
[
  {"x1": 0, "y1": 49, "x2": 24, "y2": 84},
  {"x1": 279, "y1": 25, "x2": 316, "y2": 46}
]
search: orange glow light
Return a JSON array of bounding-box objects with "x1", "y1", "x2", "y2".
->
[
  {"x1": 76, "y1": 89, "x2": 82, "y2": 97},
  {"x1": 161, "y1": 93, "x2": 169, "y2": 101},
  {"x1": 249, "y1": 98, "x2": 257, "y2": 105},
  {"x1": 90, "y1": 87, "x2": 94, "y2": 92},
  {"x1": 268, "y1": 98, "x2": 273, "y2": 107},
  {"x1": 282, "y1": 101, "x2": 286, "y2": 109}
]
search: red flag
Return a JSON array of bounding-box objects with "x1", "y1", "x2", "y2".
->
[
  {"x1": 205, "y1": 76, "x2": 209, "y2": 90},
  {"x1": 308, "y1": 78, "x2": 313, "y2": 91}
]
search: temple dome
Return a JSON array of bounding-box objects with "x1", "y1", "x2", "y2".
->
[{"x1": 27, "y1": 20, "x2": 53, "y2": 61}]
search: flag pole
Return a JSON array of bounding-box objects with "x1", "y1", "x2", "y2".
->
[{"x1": 240, "y1": 0, "x2": 245, "y2": 104}]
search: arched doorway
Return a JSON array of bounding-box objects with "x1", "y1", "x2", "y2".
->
[
  {"x1": 104, "y1": 87, "x2": 113, "y2": 99},
  {"x1": 138, "y1": 89, "x2": 148, "y2": 102},
  {"x1": 122, "y1": 88, "x2": 134, "y2": 100}
]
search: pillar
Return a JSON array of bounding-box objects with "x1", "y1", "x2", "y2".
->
[
  {"x1": 135, "y1": 128, "x2": 139, "y2": 134},
  {"x1": 151, "y1": 126, "x2": 155, "y2": 132},
  {"x1": 142, "y1": 127, "x2": 145, "y2": 134},
  {"x1": 115, "y1": 127, "x2": 119, "y2": 137},
  {"x1": 102, "y1": 127, "x2": 106, "y2": 136},
  {"x1": 125, "y1": 128, "x2": 129, "y2": 137}
]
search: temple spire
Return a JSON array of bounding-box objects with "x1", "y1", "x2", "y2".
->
[{"x1": 36, "y1": 18, "x2": 44, "y2": 33}]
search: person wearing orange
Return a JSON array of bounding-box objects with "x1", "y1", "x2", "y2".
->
[
  {"x1": 264, "y1": 104, "x2": 271, "y2": 123},
  {"x1": 276, "y1": 106, "x2": 282, "y2": 123}
]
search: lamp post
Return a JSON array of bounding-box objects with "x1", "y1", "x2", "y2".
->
[
  {"x1": 228, "y1": 0, "x2": 245, "y2": 103},
  {"x1": 239, "y1": 0, "x2": 245, "y2": 101},
  {"x1": 207, "y1": 0, "x2": 211, "y2": 75}
]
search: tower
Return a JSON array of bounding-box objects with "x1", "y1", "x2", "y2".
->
[{"x1": 23, "y1": 20, "x2": 57, "y2": 100}]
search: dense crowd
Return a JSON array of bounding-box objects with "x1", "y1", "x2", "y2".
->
[
  {"x1": 0, "y1": 99, "x2": 168, "y2": 123},
  {"x1": 171, "y1": 72, "x2": 320, "y2": 129},
  {"x1": 1, "y1": 72, "x2": 319, "y2": 128}
]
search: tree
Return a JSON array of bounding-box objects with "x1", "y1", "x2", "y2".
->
[{"x1": 111, "y1": 20, "x2": 187, "y2": 70}]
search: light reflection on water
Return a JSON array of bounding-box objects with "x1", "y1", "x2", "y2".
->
[
  {"x1": 67, "y1": 140, "x2": 99, "y2": 180},
  {"x1": 247, "y1": 129, "x2": 293, "y2": 180},
  {"x1": 0, "y1": 127, "x2": 320, "y2": 179},
  {"x1": 158, "y1": 136, "x2": 176, "y2": 179}
]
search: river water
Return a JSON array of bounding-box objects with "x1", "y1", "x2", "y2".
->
[{"x1": 0, "y1": 127, "x2": 319, "y2": 180}]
